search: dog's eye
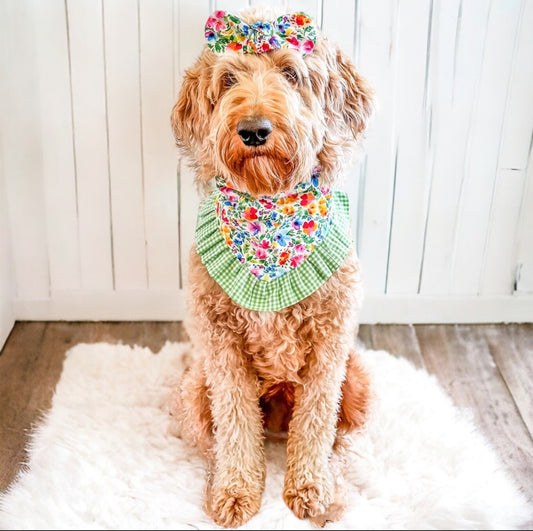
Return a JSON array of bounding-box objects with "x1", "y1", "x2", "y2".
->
[
  {"x1": 222, "y1": 72, "x2": 237, "y2": 88},
  {"x1": 281, "y1": 66, "x2": 299, "y2": 85}
]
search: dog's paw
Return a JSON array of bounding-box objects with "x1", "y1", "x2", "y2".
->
[
  {"x1": 283, "y1": 475, "x2": 334, "y2": 520},
  {"x1": 208, "y1": 485, "x2": 262, "y2": 528},
  {"x1": 308, "y1": 484, "x2": 346, "y2": 527}
]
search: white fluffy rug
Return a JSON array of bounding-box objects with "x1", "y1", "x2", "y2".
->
[{"x1": 0, "y1": 342, "x2": 530, "y2": 530}]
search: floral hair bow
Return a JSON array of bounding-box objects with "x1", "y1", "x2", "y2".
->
[{"x1": 205, "y1": 11, "x2": 317, "y2": 56}]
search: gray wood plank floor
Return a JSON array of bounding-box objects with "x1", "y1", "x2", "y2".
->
[{"x1": 1, "y1": 322, "x2": 532, "y2": 527}]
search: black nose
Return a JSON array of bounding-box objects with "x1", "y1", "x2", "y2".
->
[{"x1": 237, "y1": 117, "x2": 273, "y2": 146}]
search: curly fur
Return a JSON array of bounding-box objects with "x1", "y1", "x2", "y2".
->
[{"x1": 170, "y1": 6, "x2": 374, "y2": 528}]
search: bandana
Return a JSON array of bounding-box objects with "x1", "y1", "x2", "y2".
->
[
  {"x1": 215, "y1": 170, "x2": 331, "y2": 281},
  {"x1": 195, "y1": 170, "x2": 354, "y2": 312},
  {"x1": 204, "y1": 11, "x2": 317, "y2": 56}
]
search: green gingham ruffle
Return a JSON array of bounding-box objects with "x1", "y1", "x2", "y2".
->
[{"x1": 195, "y1": 189, "x2": 353, "y2": 312}]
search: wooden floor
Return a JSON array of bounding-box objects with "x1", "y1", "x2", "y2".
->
[{"x1": 1, "y1": 321, "x2": 532, "y2": 526}]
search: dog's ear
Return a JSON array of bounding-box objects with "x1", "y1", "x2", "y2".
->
[
  {"x1": 307, "y1": 39, "x2": 374, "y2": 181},
  {"x1": 330, "y1": 47, "x2": 374, "y2": 139},
  {"x1": 171, "y1": 54, "x2": 214, "y2": 155}
]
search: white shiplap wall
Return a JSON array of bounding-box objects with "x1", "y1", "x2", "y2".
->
[{"x1": 1, "y1": 0, "x2": 532, "y2": 345}]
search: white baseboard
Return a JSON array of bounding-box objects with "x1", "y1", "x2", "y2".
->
[
  {"x1": 11, "y1": 290, "x2": 533, "y2": 324},
  {"x1": 359, "y1": 294, "x2": 533, "y2": 323},
  {"x1": 13, "y1": 290, "x2": 187, "y2": 321}
]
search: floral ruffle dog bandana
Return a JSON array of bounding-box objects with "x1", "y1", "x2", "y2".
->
[
  {"x1": 216, "y1": 170, "x2": 332, "y2": 281},
  {"x1": 205, "y1": 11, "x2": 317, "y2": 56},
  {"x1": 195, "y1": 170, "x2": 353, "y2": 312}
]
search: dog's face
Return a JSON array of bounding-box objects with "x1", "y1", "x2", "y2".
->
[{"x1": 172, "y1": 17, "x2": 373, "y2": 196}]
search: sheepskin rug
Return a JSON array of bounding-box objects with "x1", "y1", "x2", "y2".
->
[{"x1": 0, "y1": 341, "x2": 530, "y2": 530}]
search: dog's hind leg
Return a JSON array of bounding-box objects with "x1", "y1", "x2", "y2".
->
[
  {"x1": 169, "y1": 357, "x2": 214, "y2": 457},
  {"x1": 337, "y1": 349, "x2": 371, "y2": 434}
]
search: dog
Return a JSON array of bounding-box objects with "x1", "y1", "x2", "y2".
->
[{"x1": 170, "y1": 6, "x2": 374, "y2": 528}]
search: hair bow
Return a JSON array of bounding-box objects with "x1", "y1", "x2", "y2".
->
[{"x1": 204, "y1": 11, "x2": 317, "y2": 56}]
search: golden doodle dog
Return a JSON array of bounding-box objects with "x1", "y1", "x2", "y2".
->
[{"x1": 171, "y1": 6, "x2": 374, "y2": 528}]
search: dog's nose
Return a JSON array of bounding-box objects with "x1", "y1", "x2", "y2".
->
[{"x1": 237, "y1": 117, "x2": 273, "y2": 146}]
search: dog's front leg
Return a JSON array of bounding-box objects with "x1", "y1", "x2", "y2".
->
[
  {"x1": 204, "y1": 346, "x2": 265, "y2": 528},
  {"x1": 283, "y1": 347, "x2": 346, "y2": 522}
]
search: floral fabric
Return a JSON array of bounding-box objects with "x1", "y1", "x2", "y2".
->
[
  {"x1": 196, "y1": 179, "x2": 353, "y2": 311},
  {"x1": 214, "y1": 170, "x2": 333, "y2": 282},
  {"x1": 205, "y1": 11, "x2": 317, "y2": 56}
]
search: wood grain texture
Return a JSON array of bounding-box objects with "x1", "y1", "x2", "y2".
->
[
  {"x1": 33, "y1": 0, "x2": 81, "y2": 292},
  {"x1": 0, "y1": 322, "x2": 102, "y2": 489},
  {"x1": 498, "y1": 0, "x2": 533, "y2": 170},
  {"x1": 356, "y1": 0, "x2": 397, "y2": 295},
  {"x1": 175, "y1": 0, "x2": 209, "y2": 288},
  {"x1": 483, "y1": 323, "x2": 533, "y2": 440},
  {"x1": 1, "y1": 321, "x2": 532, "y2": 522},
  {"x1": 103, "y1": 0, "x2": 148, "y2": 289},
  {"x1": 92, "y1": 320, "x2": 188, "y2": 351},
  {"x1": 66, "y1": 0, "x2": 114, "y2": 291},
  {"x1": 0, "y1": 321, "x2": 186, "y2": 491},
  {"x1": 358, "y1": 323, "x2": 425, "y2": 369},
  {"x1": 480, "y1": 168, "x2": 526, "y2": 294},
  {"x1": 419, "y1": 0, "x2": 489, "y2": 296},
  {"x1": 139, "y1": 0, "x2": 180, "y2": 290},
  {"x1": 515, "y1": 149, "x2": 533, "y2": 294},
  {"x1": 415, "y1": 324, "x2": 533, "y2": 506},
  {"x1": 385, "y1": 0, "x2": 432, "y2": 294},
  {"x1": 450, "y1": 0, "x2": 522, "y2": 295},
  {"x1": 0, "y1": 321, "x2": 533, "y2": 497},
  {"x1": 0, "y1": 322, "x2": 46, "y2": 490},
  {"x1": 2, "y1": 0, "x2": 533, "y2": 322},
  {"x1": 0, "y1": 0, "x2": 50, "y2": 301}
]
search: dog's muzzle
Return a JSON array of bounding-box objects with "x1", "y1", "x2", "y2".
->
[{"x1": 237, "y1": 117, "x2": 273, "y2": 147}]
